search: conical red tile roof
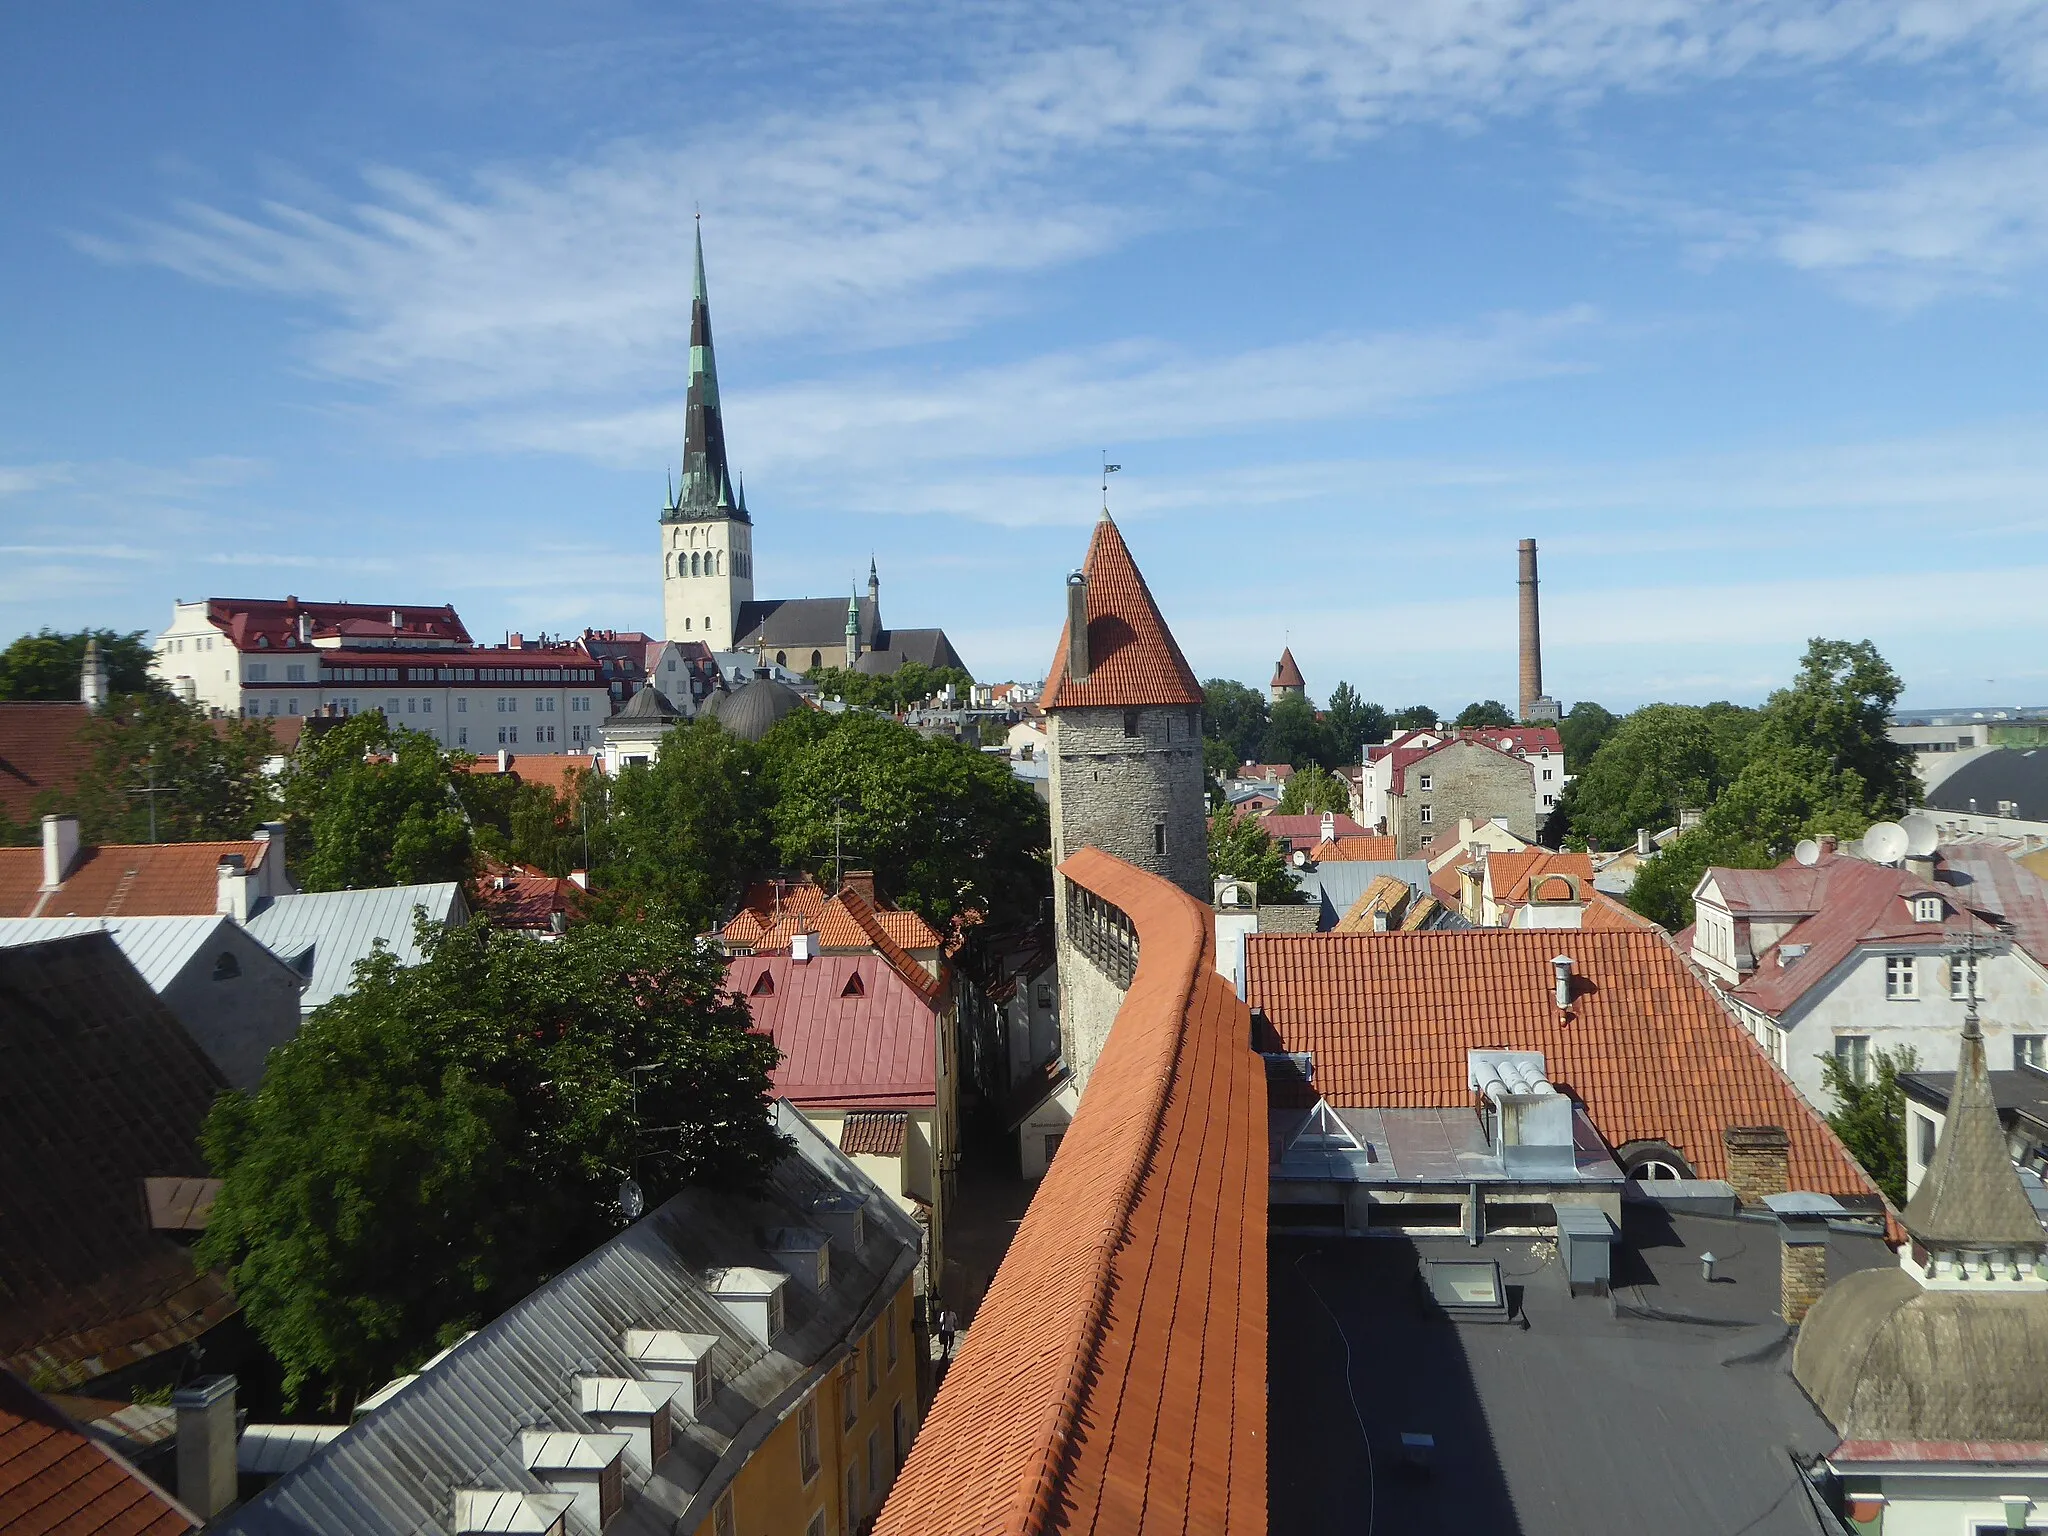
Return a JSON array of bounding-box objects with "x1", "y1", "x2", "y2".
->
[
  {"x1": 1041, "y1": 515, "x2": 1204, "y2": 710},
  {"x1": 1271, "y1": 647, "x2": 1304, "y2": 690}
]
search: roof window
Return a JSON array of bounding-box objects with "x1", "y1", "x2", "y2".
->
[
  {"x1": 751, "y1": 972, "x2": 775, "y2": 996},
  {"x1": 841, "y1": 972, "x2": 865, "y2": 998},
  {"x1": 1912, "y1": 894, "x2": 1944, "y2": 923}
]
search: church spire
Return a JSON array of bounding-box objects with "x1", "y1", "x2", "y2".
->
[
  {"x1": 675, "y1": 219, "x2": 747, "y2": 522},
  {"x1": 1902, "y1": 1000, "x2": 2045, "y2": 1251}
]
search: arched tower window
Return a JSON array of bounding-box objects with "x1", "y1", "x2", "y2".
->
[
  {"x1": 714, "y1": 551, "x2": 722, "y2": 575},
  {"x1": 691, "y1": 552, "x2": 701, "y2": 577},
  {"x1": 811, "y1": 650, "x2": 822, "y2": 669}
]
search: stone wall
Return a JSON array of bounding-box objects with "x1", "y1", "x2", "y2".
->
[
  {"x1": 1053, "y1": 917, "x2": 1132, "y2": 1095},
  {"x1": 1048, "y1": 704, "x2": 1207, "y2": 897},
  {"x1": 1386, "y1": 740, "x2": 1538, "y2": 859}
]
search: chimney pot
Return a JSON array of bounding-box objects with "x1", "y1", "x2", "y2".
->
[
  {"x1": 1551, "y1": 954, "x2": 1574, "y2": 1009},
  {"x1": 172, "y1": 1374, "x2": 239, "y2": 1518},
  {"x1": 1636, "y1": 828, "x2": 1652, "y2": 856},
  {"x1": 1722, "y1": 1124, "x2": 1791, "y2": 1206},
  {"x1": 40, "y1": 814, "x2": 81, "y2": 890},
  {"x1": 1064, "y1": 571, "x2": 1091, "y2": 683},
  {"x1": 498, "y1": 748, "x2": 511, "y2": 772}
]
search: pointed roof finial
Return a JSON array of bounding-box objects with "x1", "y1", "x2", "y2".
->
[
  {"x1": 671, "y1": 216, "x2": 747, "y2": 524},
  {"x1": 1100, "y1": 452, "x2": 1121, "y2": 522}
]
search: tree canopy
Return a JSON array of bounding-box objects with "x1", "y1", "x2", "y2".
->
[
  {"x1": 1323, "y1": 683, "x2": 1388, "y2": 761},
  {"x1": 1277, "y1": 765, "x2": 1350, "y2": 816},
  {"x1": 1262, "y1": 694, "x2": 1340, "y2": 770},
  {"x1": 596, "y1": 717, "x2": 768, "y2": 929},
  {"x1": 804, "y1": 661, "x2": 973, "y2": 715},
  {"x1": 1626, "y1": 638, "x2": 1915, "y2": 929},
  {"x1": 1556, "y1": 702, "x2": 1756, "y2": 852},
  {"x1": 0, "y1": 628, "x2": 161, "y2": 702},
  {"x1": 1207, "y1": 808, "x2": 1298, "y2": 905},
  {"x1": 1558, "y1": 701, "x2": 1618, "y2": 764},
  {"x1": 1201, "y1": 679, "x2": 1268, "y2": 769},
  {"x1": 1455, "y1": 700, "x2": 1515, "y2": 729},
  {"x1": 1392, "y1": 704, "x2": 1439, "y2": 731},
  {"x1": 197, "y1": 915, "x2": 784, "y2": 1409},
  {"x1": 1820, "y1": 1044, "x2": 1917, "y2": 1206},
  {"x1": 278, "y1": 713, "x2": 479, "y2": 890}
]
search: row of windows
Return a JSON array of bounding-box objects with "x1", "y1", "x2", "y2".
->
[
  {"x1": 296, "y1": 664, "x2": 601, "y2": 684},
  {"x1": 160, "y1": 635, "x2": 218, "y2": 654},
  {"x1": 671, "y1": 549, "x2": 728, "y2": 577},
  {"x1": 1884, "y1": 954, "x2": 1984, "y2": 1001},
  {"x1": 1834, "y1": 1030, "x2": 2042, "y2": 1086},
  {"x1": 496, "y1": 725, "x2": 577, "y2": 745},
  {"x1": 796, "y1": 1302, "x2": 910, "y2": 1536}
]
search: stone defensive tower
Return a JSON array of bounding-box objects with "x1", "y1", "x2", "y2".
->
[
  {"x1": 1044, "y1": 512, "x2": 1207, "y2": 1088},
  {"x1": 660, "y1": 222, "x2": 756, "y2": 650}
]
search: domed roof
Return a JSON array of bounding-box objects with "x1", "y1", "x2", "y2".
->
[
  {"x1": 1794, "y1": 1267, "x2": 2048, "y2": 1440},
  {"x1": 703, "y1": 675, "x2": 804, "y2": 741}
]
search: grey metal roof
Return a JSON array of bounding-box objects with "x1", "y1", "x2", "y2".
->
[
  {"x1": 1292, "y1": 861, "x2": 1468, "y2": 929},
  {"x1": 216, "y1": 1103, "x2": 920, "y2": 1536},
  {"x1": 0, "y1": 914, "x2": 230, "y2": 992},
  {"x1": 244, "y1": 883, "x2": 465, "y2": 1013},
  {"x1": 701, "y1": 678, "x2": 803, "y2": 742},
  {"x1": 1272, "y1": 1207, "x2": 1893, "y2": 1535}
]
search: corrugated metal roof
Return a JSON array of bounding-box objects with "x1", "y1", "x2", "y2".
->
[
  {"x1": 0, "y1": 915, "x2": 230, "y2": 992},
  {"x1": 244, "y1": 884, "x2": 465, "y2": 1011},
  {"x1": 216, "y1": 1103, "x2": 920, "y2": 1536},
  {"x1": 728, "y1": 955, "x2": 938, "y2": 1108}
]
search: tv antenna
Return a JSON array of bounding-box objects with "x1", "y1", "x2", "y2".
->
[{"x1": 128, "y1": 744, "x2": 170, "y2": 842}]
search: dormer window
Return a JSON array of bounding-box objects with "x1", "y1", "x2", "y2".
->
[
  {"x1": 1913, "y1": 895, "x2": 1943, "y2": 923},
  {"x1": 841, "y1": 973, "x2": 865, "y2": 998},
  {"x1": 750, "y1": 971, "x2": 775, "y2": 996}
]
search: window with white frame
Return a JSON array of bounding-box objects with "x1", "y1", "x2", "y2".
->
[
  {"x1": 1885, "y1": 955, "x2": 1918, "y2": 1000},
  {"x1": 1834, "y1": 1034, "x2": 1871, "y2": 1084},
  {"x1": 2017, "y1": 1035, "x2": 2046, "y2": 1070},
  {"x1": 1763, "y1": 1021, "x2": 1787, "y2": 1071},
  {"x1": 1951, "y1": 956, "x2": 1981, "y2": 1001},
  {"x1": 1419, "y1": 805, "x2": 1432, "y2": 824},
  {"x1": 1418, "y1": 774, "x2": 1432, "y2": 791},
  {"x1": 457, "y1": 727, "x2": 468, "y2": 746}
]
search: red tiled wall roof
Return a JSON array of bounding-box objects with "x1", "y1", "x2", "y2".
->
[
  {"x1": 877, "y1": 848, "x2": 1267, "y2": 1536},
  {"x1": 0, "y1": 1371, "x2": 194, "y2": 1536},
  {"x1": 1244, "y1": 928, "x2": 1879, "y2": 1200},
  {"x1": 1040, "y1": 518, "x2": 1204, "y2": 711}
]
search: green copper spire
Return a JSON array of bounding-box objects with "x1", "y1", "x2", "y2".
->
[
  {"x1": 670, "y1": 218, "x2": 747, "y2": 522},
  {"x1": 847, "y1": 586, "x2": 861, "y2": 635}
]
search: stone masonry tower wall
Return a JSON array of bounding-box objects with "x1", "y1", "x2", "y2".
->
[{"x1": 1042, "y1": 513, "x2": 1210, "y2": 1091}]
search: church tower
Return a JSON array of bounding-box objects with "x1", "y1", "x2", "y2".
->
[
  {"x1": 660, "y1": 222, "x2": 755, "y2": 650},
  {"x1": 1044, "y1": 512, "x2": 1208, "y2": 1089}
]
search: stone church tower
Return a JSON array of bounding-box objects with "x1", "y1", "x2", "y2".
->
[
  {"x1": 660, "y1": 223, "x2": 756, "y2": 650},
  {"x1": 1044, "y1": 512, "x2": 1208, "y2": 1088}
]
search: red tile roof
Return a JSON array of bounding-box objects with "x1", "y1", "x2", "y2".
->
[
  {"x1": 1308, "y1": 835, "x2": 1398, "y2": 863},
  {"x1": 0, "y1": 1371, "x2": 194, "y2": 1536},
  {"x1": 839, "y1": 1111, "x2": 909, "y2": 1158},
  {"x1": 0, "y1": 704, "x2": 93, "y2": 826},
  {"x1": 1270, "y1": 648, "x2": 1304, "y2": 690},
  {"x1": 1257, "y1": 813, "x2": 1368, "y2": 849},
  {"x1": 202, "y1": 597, "x2": 471, "y2": 652},
  {"x1": 877, "y1": 848, "x2": 1267, "y2": 1536},
  {"x1": 473, "y1": 862, "x2": 589, "y2": 933},
  {"x1": 0, "y1": 840, "x2": 274, "y2": 920},
  {"x1": 1243, "y1": 927, "x2": 1880, "y2": 1200},
  {"x1": 722, "y1": 878, "x2": 944, "y2": 1001},
  {"x1": 729, "y1": 954, "x2": 938, "y2": 1109},
  {"x1": 1582, "y1": 890, "x2": 1661, "y2": 930},
  {"x1": 0, "y1": 934, "x2": 238, "y2": 1388},
  {"x1": 1491, "y1": 849, "x2": 1593, "y2": 906},
  {"x1": 1040, "y1": 516, "x2": 1204, "y2": 712},
  {"x1": 1713, "y1": 854, "x2": 2004, "y2": 1016},
  {"x1": 454, "y1": 755, "x2": 601, "y2": 798}
]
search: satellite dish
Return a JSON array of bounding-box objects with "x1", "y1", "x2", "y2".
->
[
  {"x1": 618, "y1": 1177, "x2": 645, "y2": 1221},
  {"x1": 1864, "y1": 822, "x2": 1909, "y2": 866},
  {"x1": 1794, "y1": 839, "x2": 1821, "y2": 867},
  {"x1": 1903, "y1": 812, "x2": 1939, "y2": 857},
  {"x1": 1291, "y1": 849, "x2": 1309, "y2": 868}
]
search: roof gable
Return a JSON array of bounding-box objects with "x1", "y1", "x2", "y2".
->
[
  {"x1": 728, "y1": 955, "x2": 938, "y2": 1107},
  {"x1": 1040, "y1": 517, "x2": 1203, "y2": 711}
]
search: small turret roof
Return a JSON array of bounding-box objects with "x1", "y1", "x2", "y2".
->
[
  {"x1": 1902, "y1": 1014, "x2": 2046, "y2": 1248},
  {"x1": 1271, "y1": 648, "x2": 1304, "y2": 690},
  {"x1": 612, "y1": 683, "x2": 684, "y2": 723},
  {"x1": 1040, "y1": 516, "x2": 1203, "y2": 711}
]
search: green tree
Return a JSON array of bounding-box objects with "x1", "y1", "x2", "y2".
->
[
  {"x1": 0, "y1": 628, "x2": 162, "y2": 701},
  {"x1": 1559, "y1": 704, "x2": 1734, "y2": 852},
  {"x1": 196, "y1": 915, "x2": 785, "y2": 1409},
  {"x1": 761, "y1": 710, "x2": 1049, "y2": 937},
  {"x1": 804, "y1": 661, "x2": 974, "y2": 716},
  {"x1": 599, "y1": 718, "x2": 767, "y2": 929},
  {"x1": 1392, "y1": 704, "x2": 1439, "y2": 732},
  {"x1": 1262, "y1": 694, "x2": 1339, "y2": 770},
  {"x1": 1201, "y1": 679, "x2": 1269, "y2": 769},
  {"x1": 55, "y1": 694, "x2": 278, "y2": 843},
  {"x1": 1558, "y1": 701, "x2": 1618, "y2": 764},
  {"x1": 1208, "y1": 808, "x2": 1298, "y2": 905},
  {"x1": 1820, "y1": 1045, "x2": 1918, "y2": 1206},
  {"x1": 1323, "y1": 683, "x2": 1388, "y2": 762},
  {"x1": 1277, "y1": 765, "x2": 1349, "y2": 816},
  {"x1": 278, "y1": 713, "x2": 475, "y2": 890},
  {"x1": 1456, "y1": 700, "x2": 1515, "y2": 729}
]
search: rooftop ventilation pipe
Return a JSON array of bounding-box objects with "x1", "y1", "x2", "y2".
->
[
  {"x1": 1551, "y1": 954, "x2": 1574, "y2": 1010},
  {"x1": 1065, "y1": 571, "x2": 1090, "y2": 682},
  {"x1": 40, "y1": 814, "x2": 80, "y2": 890}
]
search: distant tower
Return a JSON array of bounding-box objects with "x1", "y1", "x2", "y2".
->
[
  {"x1": 1517, "y1": 538, "x2": 1560, "y2": 723},
  {"x1": 1270, "y1": 647, "x2": 1305, "y2": 705},
  {"x1": 660, "y1": 222, "x2": 756, "y2": 650},
  {"x1": 80, "y1": 637, "x2": 108, "y2": 712},
  {"x1": 844, "y1": 587, "x2": 862, "y2": 669},
  {"x1": 867, "y1": 556, "x2": 880, "y2": 620},
  {"x1": 1045, "y1": 512, "x2": 1208, "y2": 1091}
]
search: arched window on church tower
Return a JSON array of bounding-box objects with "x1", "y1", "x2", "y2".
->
[{"x1": 691, "y1": 552, "x2": 701, "y2": 576}]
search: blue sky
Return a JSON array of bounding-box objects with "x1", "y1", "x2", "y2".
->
[{"x1": 5, "y1": 1, "x2": 2048, "y2": 713}]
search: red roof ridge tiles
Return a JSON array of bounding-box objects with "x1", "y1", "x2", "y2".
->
[
  {"x1": 1310, "y1": 834, "x2": 1399, "y2": 863},
  {"x1": 877, "y1": 848, "x2": 1266, "y2": 1536},
  {"x1": 1039, "y1": 517, "x2": 1204, "y2": 712}
]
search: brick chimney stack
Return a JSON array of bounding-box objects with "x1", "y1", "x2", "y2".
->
[{"x1": 1517, "y1": 538, "x2": 1542, "y2": 723}]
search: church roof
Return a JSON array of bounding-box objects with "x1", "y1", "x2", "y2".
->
[
  {"x1": 1040, "y1": 515, "x2": 1204, "y2": 711},
  {"x1": 702, "y1": 677, "x2": 805, "y2": 741},
  {"x1": 666, "y1": 223, "x2": 747, "y2": 524},
  {"x1": 1271, "y1": 647, "x2": 1304, "y2": 690},
  {"x1": 609, "y1": 683, "x2": 684, "y2": 723},
  {"x1": 852, "y1": 631, "x2": 965, "y2": 675},
  {"x1": 735, "y1": 597, "x2": 879, "y2": 654},
  {"x1": 1902, "y1": 1016, "x2": 2045, "y2": 1248}
]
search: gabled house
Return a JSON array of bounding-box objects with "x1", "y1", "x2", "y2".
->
[
  {"x1": 1456, "y1": 848, "x2": 1601, "y2": 929},
  {"x1": 1379, "y1": 734, "x2": 1539, "y2": 858},
  {"x1": 1360, "y1": 725, "x2": 1566, "y2": 837},
  {"x1": 244, "y1": 882, "x2": 468, "y2": 1017},
  {"x1": 1687, "y1": 840, "x2": 2048, "y2": 1113},
  {"x1": 0, "y1": 815, "x2": 291, "y2": 919}
]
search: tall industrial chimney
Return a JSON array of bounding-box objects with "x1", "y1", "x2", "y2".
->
[{"x1": 1518, "y1": 538, "x2": 1542, "y2": 723}]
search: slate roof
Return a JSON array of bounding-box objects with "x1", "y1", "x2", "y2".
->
[
  {"x1": 0, "y1": 839, "x2": 275, "y2": 919},
  {"x1": 876, "y1": 848, "x2": 1267, "y2": 1536},
  {"x1": 609, "y1": 683, "x2": 684, "y2": 723},
  {"x1": 0, "y1": 935, "x2": 237, "y2": 1388},
  {"x1": 1039, "y1": 516, "x2": 1204, "y2": 712},
  {"x1": 1243, "y1": 928, "x2": 1881, "y2": 1199},
  {"x1": 0, "y1": 1370, "x2": 194, "y2": 1536},
  {"x1": 0, "y1": 703, "x2": 93, "y2": 825},
  {"x1": 729, "y1": 955, "x2": 938, "y2": 1109},
  {"x1": 215, "y1": 1103, "x2": 921, "y2": 1536},
  {"x1": 244, "y1": 883, "x2": 465, "y2": 1013},
  {"x1": 1901, "y1": 1019, "x2": 2045, "y2": 1247},
  {"x1": 839, "y1": 1112, "x2": 909, "y2": 1157},
  {"x1": 700, "y1": 677, "x2": 803, "y2": 741}
]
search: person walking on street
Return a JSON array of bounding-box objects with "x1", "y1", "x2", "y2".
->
[{"x1": 938, "y1": 1308, "x2": 958, "y2": 1362}]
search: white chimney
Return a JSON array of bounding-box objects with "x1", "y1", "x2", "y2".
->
[
  {"x1": 1320, "y1": 810, "x2": 1336, "y2": 841},
  {"x1": 1636, "y1": 828, "x2": 1652, "y2": 856},
  {"x1": 40, "y1": 814, "x2": 80, "y2": 890},
  {"x1": 498, "y1": 748, "x2": 511, "y2": 772},
  {"x1": 390, "y1": 609, "x2": 403, "y2": 630},
  {"x1": 80, "y1": 636, "x2": 109, "y2": 711},
  {"x1": 253, "y1": 821, "x2": 289, "y2": 899},
  {"x1": 1552, "y1": 954, "x2": 1575, "y2": 1010},
  {"x1": 217, "y1": 854, "x2": 252, "y2": 922},
  {"x1": 173, "y1": 1374, "x2": 239, "y2": 1519},
  {"x1": 791, "y1": 931, "x2": 815, "y2": 963}
]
